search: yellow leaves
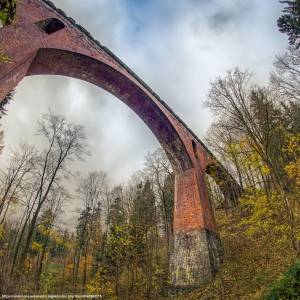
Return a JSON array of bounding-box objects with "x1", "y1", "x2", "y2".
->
[
  {"x1": 283, "y1": 133, "x2": 300, "y2": 195},
  {"x1": 284, "y1": 158, "x2": 300, "y2": 190},
  {"x1": 0, "y1": 224, "x2": 4, "y2": 240},
  {"x1": 31, "y1": 241, "x2": 43, "y2": 252},
  {"x1": 226, "y1": 141, "x2": 242, "y2": 155},
  {"x1": 244, "y1": 151, "x2": 270, "y2": 174},
  {"x1": 0, "y1": 47, "x2": 11, "y2": 63},
  {"x1": 86, "y1": 268, "x2": 117, "y2": 299},
  {"x1": 188, "y1": 206, "x2": 295, "y2": 300},
  {"x1": 24, "y1": 257, "x2": 31, "y2": 270},
  {"x1": 38, "y1": 224, "x2": 64, "y2": 243},
  {"x1": 226, "y1": 138, "x2": 249, "y2": 155},
  {"x1": 237, "y1": 190, "x2": 291, "y2": 244},
  {"x1": 38, "y1": 224, "x2": 48, "y2": 235},
  {"x1": 0, "y1": 225, "x2": 6, "y2": 257},
  {"x1": 54, "y1": 235, "x2": 64, "y2": 246},
  {"x1": 284, "y1": 133, "x2": 300, "y2": 156},
  {"x1": 261, "y1": 165, "x2": 270, "y2": 176},
  {"x1": 225, "y1": 137, "x2": 271, "y2": 176},
  {"x1": 66, "y1": 262, "x2": 74, "y2": 274}
]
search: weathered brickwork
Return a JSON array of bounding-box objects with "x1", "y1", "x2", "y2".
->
[{"x1": 0, "y1": 0, "x2": 241, "y2": 289}]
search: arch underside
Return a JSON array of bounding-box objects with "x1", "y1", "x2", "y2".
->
[{"x1": 26, "y1": 48, "x2": 193, "y2": 174}]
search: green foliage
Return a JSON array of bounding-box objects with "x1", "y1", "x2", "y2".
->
[
  {"x1": 0, "y1": 0, "x2": 15, "y2": 65},
  {"x1": 263, "y1": 261, "x2": 300, "y2": 300},
  {"x1": 0, "y1": 0, "x2": 16, "y2": 26},
  {"x1": 107, "y1": 187, "x2": 125, "y2": 227},
  {"x1": 104, "y1": 224, "x2": 132, "y2": 271},
  {"x1": 130, "y1": 180, "x2": 156, "y2": 227},
  {"x1": 40, "y1": 271, "x2": 57, "y2": 294},
  {"x1": 278, "y1": 0, "x2": 300, "y2": 48}
]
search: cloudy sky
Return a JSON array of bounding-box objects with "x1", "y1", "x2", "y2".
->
[{"x1": 1, "y1": 0, "x2": 288, "y2": 186}]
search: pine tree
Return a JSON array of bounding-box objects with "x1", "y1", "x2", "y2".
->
[{"x1": 278, "y1": 0, "x2": 300, "y2": 48}]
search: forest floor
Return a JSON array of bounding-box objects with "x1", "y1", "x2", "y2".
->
[{"x1": 171, "y1": 209, "x2": 297, "y2": 300}]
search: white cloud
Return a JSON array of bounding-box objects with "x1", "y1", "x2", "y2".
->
[{"x1": 1, "y1": 0, "x2": 287, "y2": 186}]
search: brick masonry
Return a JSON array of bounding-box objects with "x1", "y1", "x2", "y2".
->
[{"x1": 0, "y1": 0, "x2": 241, "y2": 288}]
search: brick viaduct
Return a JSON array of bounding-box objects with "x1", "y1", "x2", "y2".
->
[{"x1": 0, "y1": 0, "x2": 241, "y2": 289}]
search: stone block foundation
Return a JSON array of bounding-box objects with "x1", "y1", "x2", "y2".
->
[{"x1": 170, "y1": 228, "x2": 223, "y2": 289}]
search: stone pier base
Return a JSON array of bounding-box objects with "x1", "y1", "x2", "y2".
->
[{"x1": 170, "y1": 228, "x2": 223, "y2": 289}]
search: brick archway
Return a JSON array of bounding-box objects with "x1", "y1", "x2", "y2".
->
[
  {"x1": 27, "y1": 48, "x2": 193, "y2": 174},
  {"x1": 0, "y1": 0, "x2": 241, "y2": 288}
]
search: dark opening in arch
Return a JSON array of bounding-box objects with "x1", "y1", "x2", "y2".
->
[
  {"x1": 192, "y1": 140, "x2": 198, "y2": 159},
  {"x1": 35, "y1": 18, "x2": 65, "y2": 35}
]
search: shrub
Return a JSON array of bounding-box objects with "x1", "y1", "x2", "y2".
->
[{"x1": 263, "y1": 261, "x2": 300, "y2": 300}]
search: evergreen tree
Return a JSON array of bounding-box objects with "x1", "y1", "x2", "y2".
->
[{"x1": 278, "y1": 0, "x2": 300, "y2": 48}]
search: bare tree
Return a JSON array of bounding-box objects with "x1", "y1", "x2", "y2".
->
[
  {"x1": 271, "y1": 46, "x2": 300, "y2": 102},
  {"x1": 0, "y1": 143, "x2": 36, "y2": 224},
  {"x1": 19, "y1": 111, "x2": 89, "y2": 270}
]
